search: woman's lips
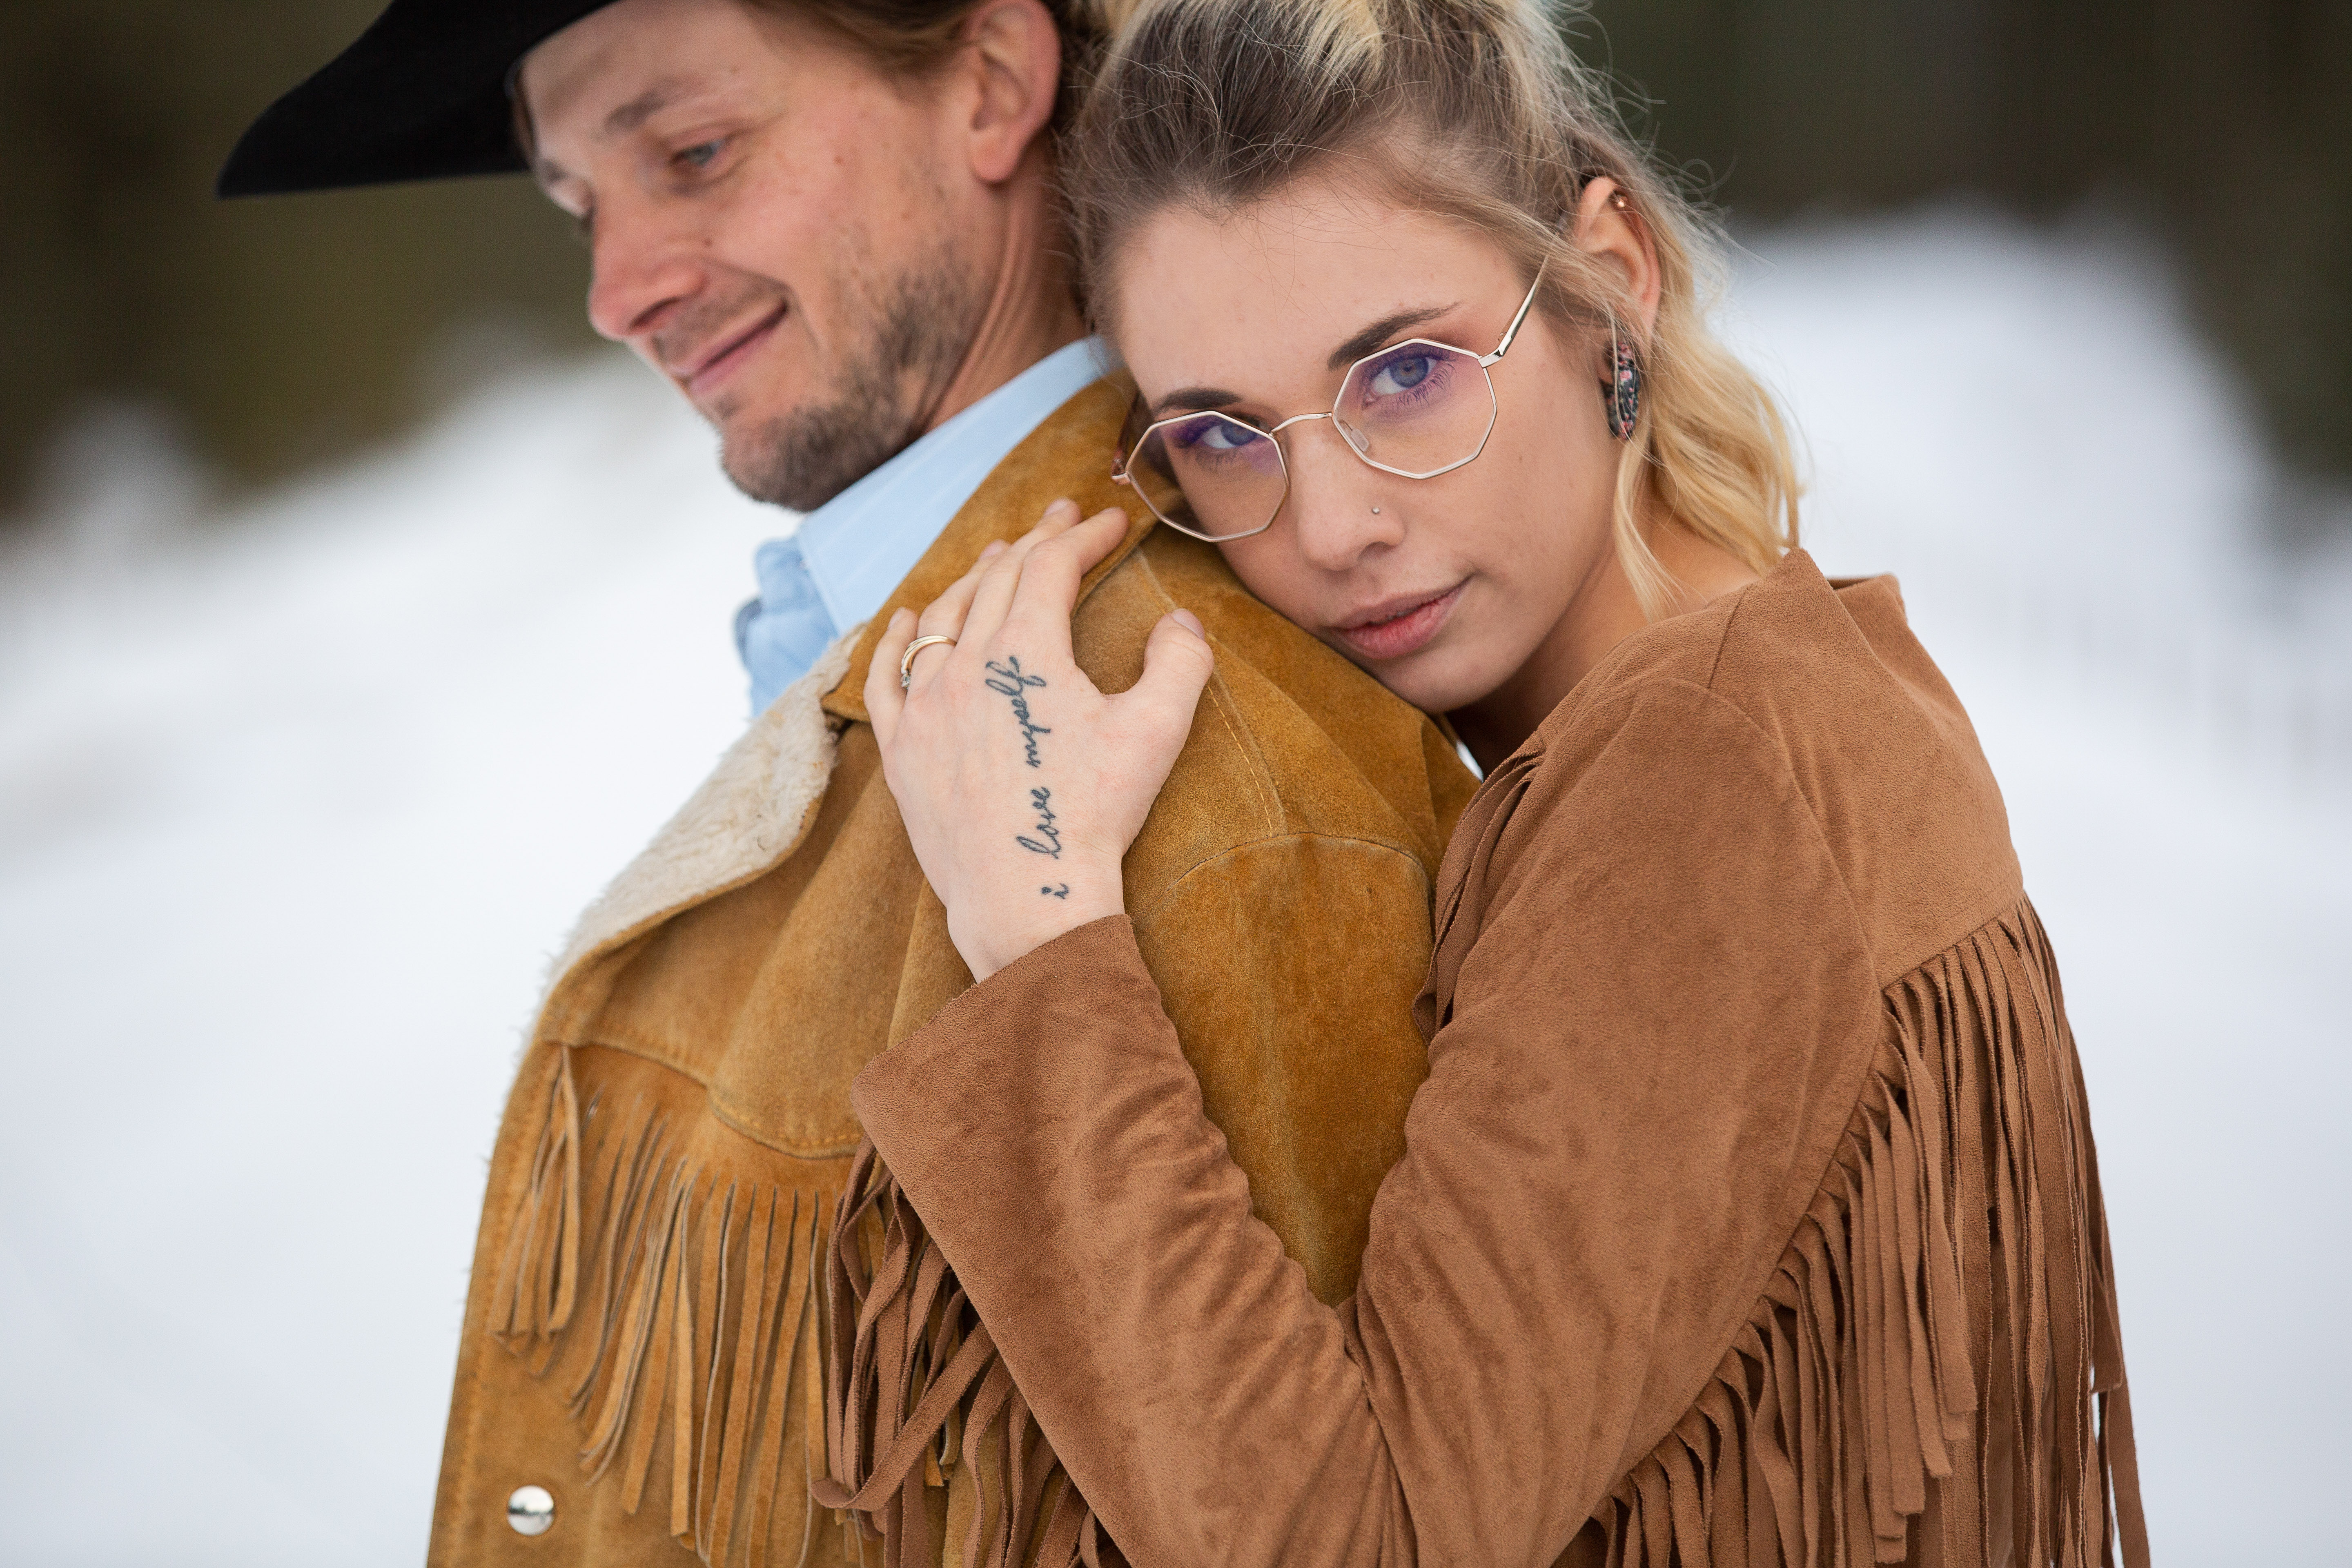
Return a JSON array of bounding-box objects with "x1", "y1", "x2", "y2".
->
[
  {"x1": 682, "y1": 304, "x2": 787, "y2": 401},
  {"x1": 1330, "y1": 581, "x2": 1465, "y2": 662}
]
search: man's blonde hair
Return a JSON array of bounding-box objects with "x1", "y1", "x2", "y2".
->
[{"x1": 1067, "y1": 0, "x2": 1799, "y2": 613}]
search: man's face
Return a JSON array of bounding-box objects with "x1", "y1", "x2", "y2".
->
[{"x1": 522, "y1": 0, "x2": 987, "y2": 510}]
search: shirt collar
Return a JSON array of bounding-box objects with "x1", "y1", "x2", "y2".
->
[{"x1": 792, "y1": 337, "x2": 1109, "y2": 633}]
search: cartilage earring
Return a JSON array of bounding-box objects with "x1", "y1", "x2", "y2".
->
[{"x1": 1605, "y1": 323, "x2": 1641, "y2": 441}]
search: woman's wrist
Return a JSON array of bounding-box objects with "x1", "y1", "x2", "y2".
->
[{"x1": 950, "y1": 867, "x2": 1126, "y2": 982}]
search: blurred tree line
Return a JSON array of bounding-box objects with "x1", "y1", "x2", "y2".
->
[
  {"x1": 1584, "y1": 0, "x2": 2352, "y2": 524},
  {"x1": 1, "y1": 0, "x2": 2345, "y2": 521},
  {"x1": 0, "y1": 0, "x2": 592, "y2": 517}
]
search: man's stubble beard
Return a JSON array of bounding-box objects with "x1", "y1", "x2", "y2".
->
[{"x1": 718, "y1": 241, "x2": 987, "y2": 513}]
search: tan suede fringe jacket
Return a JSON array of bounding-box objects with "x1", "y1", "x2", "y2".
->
[
  {"x1": 424, "y1": 380, "x2": 1477, "y2": 1567},
  {"x1": 847, "y1": 552, "x2": 2148, "y2": 1568}
]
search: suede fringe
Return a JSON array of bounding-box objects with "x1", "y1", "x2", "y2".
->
[
  {"x1": 1589, "y1": 903, "x2": 2147, "y2": 1568},
  {"x1": 813, "y1": 1140, "x2": 1120, "y2": 1568},
  {"x1": 490, "y1": 1048, "x2": 849, "y2": 1568},
  {"x1": 808, "y1": 902, "x2": 2143, "y2": 1568}
]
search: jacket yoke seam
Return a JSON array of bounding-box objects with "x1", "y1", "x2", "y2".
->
[
  {"x1": 541, "y1": 1028, "x2": 866, "y2": 1160},
  {"x1": 1691, "y1": 612, "x2": 2023, "y2": 984},
  {"x1": 1131, "y1": 829, "x2": 1435, "y2": 929},
  {"x1": 1129, "y1": 551, "x2": 1285, "y2": 840},
  {"x1": 1627, "y1": 675, "x2": 1870, "y2": 944},
  {"x1": 1697, "y1": 580, "x2": 1744, "y2": 691}
]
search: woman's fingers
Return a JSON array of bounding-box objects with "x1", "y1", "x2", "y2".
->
[
  {"x1": 1002, "y1": 509, "x2": 1131, "y2": 642},
  {"x1": 873, "y1": 499, "x2": 1127, "y2": 772},
  {"x1": 1119, "y1": 610, "x2": 1217, "y2": 765},
  {"x1": 902, "y1": 538, "x2": 1005, "y2": 692},
  {"x1": 919, "y1": 539, "x2": 1006, "y2": 640},
  {"x1": 962, "y1": 498, "x2": 1087, "y2": 650},
  {"x1": 864, "y1": 606, "x2": 918, "y2": 748},
  {"x1": 875, "y1": 537, "x2": 1012, "y2": 740}
]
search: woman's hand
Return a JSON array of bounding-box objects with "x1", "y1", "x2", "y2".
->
[{"x1": 865, "y1": 501, "x2": 1216, "y2": 982}]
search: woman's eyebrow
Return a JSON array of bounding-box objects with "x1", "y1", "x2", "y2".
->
[
  {"x1": 1144, "y1": 302, "x2": 1459, "y2": 415},
  {"x1": 1327, "y1": 304, "x2": 1456, "y2": 369},
  {"x1": 1149, "y1": 386, "x2": 1244, "y2": 416}
]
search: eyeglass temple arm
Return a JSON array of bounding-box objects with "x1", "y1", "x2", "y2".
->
[
  {"x1": 1111, "y1": 393, "x2": 1147, "y2": 481},
  {"x1": 1480, "y1": 258, "x2": 1550, "y2": 368}
]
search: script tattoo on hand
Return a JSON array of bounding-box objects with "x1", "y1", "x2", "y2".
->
[
  {"x1": 984, "y1": 657, "x2": 1051, "y2": 768},
  {"x1": 985, "y1": 658, "x2": 1080, "y2": 898},
  {"x1": 1017, "y1": 786, "x2": 1063, "y2": 863},
  {"x1": 988, "y1": 657, "x2": 1067, "y2": 894}
]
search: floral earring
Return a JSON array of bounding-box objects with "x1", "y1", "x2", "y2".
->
[{"x1": 1604, "y1": 320, "x2": 1641, "y2": 441}]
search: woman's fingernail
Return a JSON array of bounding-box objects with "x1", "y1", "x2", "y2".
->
[
  {"x1": 1049, "y1": 497, "x2": 1078, "y2": 516},
  {"x1": 981, "y1": 540, "x2": 1008, "y2": 558},
  {"x1": 1172, "y1": 608, "x2": 1205, "y2": 637}
]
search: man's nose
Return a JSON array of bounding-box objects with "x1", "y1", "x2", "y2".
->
[
  {"x1": 584, "y1": 196, "x2": 707, "y2": 346},
  {"x1": 1283, "y1": 423, "x2": 1405, "y2": 572}
]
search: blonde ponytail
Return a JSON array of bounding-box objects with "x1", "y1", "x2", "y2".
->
[{"x1": 1066, "y1": 0, "x2": 1799, "y2": 613}]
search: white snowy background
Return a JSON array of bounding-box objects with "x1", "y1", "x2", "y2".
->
[{"x1": 2, "y1": 212, "x2": 2347, "y2": 1564}]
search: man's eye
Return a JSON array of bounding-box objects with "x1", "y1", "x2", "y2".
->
[{"x1": 675, "y1": 139, "x2": 726, "y2": 172}]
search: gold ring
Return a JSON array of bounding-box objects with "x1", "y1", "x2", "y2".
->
[{"x1": 898, "y1": 634, "x2": 956, "y2": 689}]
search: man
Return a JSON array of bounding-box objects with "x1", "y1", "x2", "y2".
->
[{"x1": 224, "y1": 1, "x2": 1477, "y2": 1562}]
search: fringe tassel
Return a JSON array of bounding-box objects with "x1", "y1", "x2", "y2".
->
[
  {"x1": 782, "y1": 897, "x2": 2138, "y2": 1568},
  {"x1": 1589, "y1": 902, "x2": 2145, "y2": 1567},
  {"x1": 814, "y1": 1140, "x2": 1118, "y2": 1568},
  {"x1": 491, "y1": 1047, "x2": 842, "y2": 1567}
]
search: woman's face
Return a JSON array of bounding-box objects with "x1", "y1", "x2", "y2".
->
[{"x1": 1109, "y1": 178, "x2": 1626, "y2": 716}]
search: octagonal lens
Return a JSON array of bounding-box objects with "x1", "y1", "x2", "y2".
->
[
  {"x1": 1129, "y1": 412, "x2": 1287, "y2": 541},
  {"x1": 1334, "y1": 341, "x2": 1496, "y2": 477}
]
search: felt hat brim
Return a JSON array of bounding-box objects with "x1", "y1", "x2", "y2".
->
[{"x1": 216, "y1": 0, "x2": 614, "y2": 196}]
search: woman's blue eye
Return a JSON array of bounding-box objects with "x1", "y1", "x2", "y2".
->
[
  {"x1": 1367, "y1": 354, "x2": 1435, "y2": 398},
  {"x1": 1176, "y1": 418, "x2": 1262, "y2": 453},
  {"x1": 676, "y1": 140, "x2": 724, "y2": 172}
]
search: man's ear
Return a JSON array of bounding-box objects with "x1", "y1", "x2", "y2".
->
[
  {"x1": 960, "y1": 0, "x2": 1062, "y2": 185},
  {"x1": 1571, "y1": 178, "x2": 1663, "y2": 339}
]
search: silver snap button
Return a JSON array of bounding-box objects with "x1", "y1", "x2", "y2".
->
[{"x1": 506, "y1": 1484, "x2": 555, "y2": 1536}]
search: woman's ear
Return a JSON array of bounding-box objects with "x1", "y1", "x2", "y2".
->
[
  {"x1": 1571, "y1": 178, "x2": 1662, "y2": 340},
  {"x1": 959, "y1": 0, "x2": 1063, "y2": 185}
]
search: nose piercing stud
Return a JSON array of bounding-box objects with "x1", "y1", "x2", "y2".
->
[{"x1": 1370, "y1": 505, "x2": 1381, "y2": 514}]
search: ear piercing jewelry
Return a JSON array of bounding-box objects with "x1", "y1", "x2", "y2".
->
[
  {"x1": 1599, "y1": 188, "x2": 1641, "y2": 441},
  {"x1": 1605, "y1": 319, "x2": 1641, "y2": 441}
]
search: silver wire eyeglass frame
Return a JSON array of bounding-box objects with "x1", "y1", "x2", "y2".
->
[{"x1": 1111, "y1": 261, "x2": 1549, "y2": 543}]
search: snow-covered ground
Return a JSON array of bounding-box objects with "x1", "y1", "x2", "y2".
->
[{"x1": 2, "y1": 211, "x2": 2346, "y2": 1564}]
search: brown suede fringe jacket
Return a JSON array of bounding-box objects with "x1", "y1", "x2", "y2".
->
[
  {"x1": 846, "y1": 552, "x2": 2148, "y2": 1568},
  {"x1": 424, "y1": 380, "x2": 1478, "y2": 1566}
]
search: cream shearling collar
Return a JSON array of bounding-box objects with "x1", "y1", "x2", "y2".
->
[{"x1": 545, "y1": 626, "x2": 861, "y2": 998}]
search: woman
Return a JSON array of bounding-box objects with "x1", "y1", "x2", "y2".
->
[{"x1": 825, "y1": 0, "x2": 2145, "y2": 1563}]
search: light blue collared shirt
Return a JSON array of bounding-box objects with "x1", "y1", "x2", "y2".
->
[{"x1": 734, "y1": 337, "x2": 1109, "y2": 713}]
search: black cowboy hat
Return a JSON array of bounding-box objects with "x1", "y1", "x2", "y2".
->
[{"x1": 216, "y1": 0, "x2": 616, "y2": 196}]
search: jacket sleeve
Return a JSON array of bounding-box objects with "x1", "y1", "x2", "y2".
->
[{"x1": 850, "y1": 680, "x2": 1884, "y2": 1568}]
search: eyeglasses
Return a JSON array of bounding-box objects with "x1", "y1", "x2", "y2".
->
[{"x1": 1112, "y1": 264, "x2": 1547, "y2": 543}]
